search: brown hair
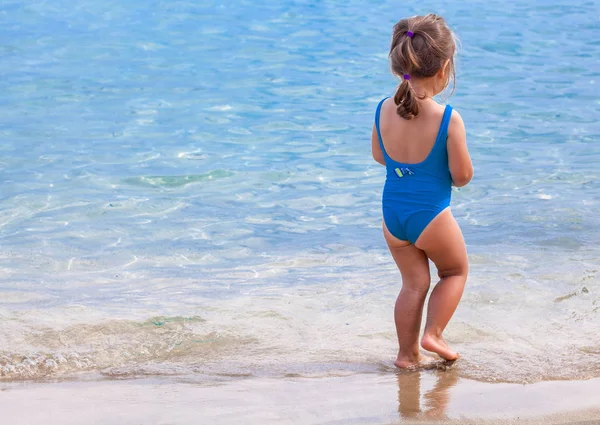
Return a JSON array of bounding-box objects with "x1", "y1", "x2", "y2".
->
[{"x1": 389, "y1": 14, "x2": 456, "y2": 119}]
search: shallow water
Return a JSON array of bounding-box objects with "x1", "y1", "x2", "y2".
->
[
  {"x1": 2, "y1": 374, "x2": 600, "y2": 425},
  {"x1": 0, "y1": 0, "x2": 599, "y2": 384}
]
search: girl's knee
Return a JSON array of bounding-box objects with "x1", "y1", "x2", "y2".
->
[
  {"x1": 401, "y1": 273, "x2": 431, "y2": 294},
  {"x1": 401, "y1": 283, "x2": 431, "y2": 297},
  {"x1": 437, "y1": 263, "x2": 468, "y2": 279}
]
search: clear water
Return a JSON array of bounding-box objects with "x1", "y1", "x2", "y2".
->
[{"x1": 0, "y1": 0, "x2": 599, "y2": 384}]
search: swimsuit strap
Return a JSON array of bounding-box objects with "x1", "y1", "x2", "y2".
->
[
  {"x1": 427, "y1": 104, "x2": 453, "y2": 160},
  {"x1": 375, "y1": 97, "x2": 390, "y2": 159},
  {"x1": 436, "y1": 105, "x2": 453, "y2": 144}
]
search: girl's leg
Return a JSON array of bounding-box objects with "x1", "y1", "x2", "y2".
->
[
  {"x1": 383, "y1": 222, "x2": 433, "y2": 368},
  {"x1": 415, "y1": 208, "x2": 468, "y2": 361}
]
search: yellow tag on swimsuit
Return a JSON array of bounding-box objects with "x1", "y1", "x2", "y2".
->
[{"x1": 394, "y1": 167, "x2": 414, "y2": 178}]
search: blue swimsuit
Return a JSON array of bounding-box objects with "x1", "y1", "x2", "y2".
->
[{"x1": 375, "y1": 98, "x2": 454, "y2": 244}]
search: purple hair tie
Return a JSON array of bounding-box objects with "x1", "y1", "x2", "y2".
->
[
  {"x1": 403, "y1": 74, "x2": 411, "y2": 80},
  {"x1": 406, "y1": 31, "x2": 414, "y2": 38}
]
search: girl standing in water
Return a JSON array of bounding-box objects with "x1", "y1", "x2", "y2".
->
[{"x1": 371, "y1": 14, "x2": 473, "y2": 368}]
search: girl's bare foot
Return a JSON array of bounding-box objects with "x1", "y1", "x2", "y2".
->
[
  {"x1": 421, "y1": 334, "x2": 459, "y2": 361},
  {"x1": 395, "y1": 353, "x2": 438, "y2": 370}
]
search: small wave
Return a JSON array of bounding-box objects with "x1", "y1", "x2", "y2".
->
[
  {"x1": 177, "y1": 150, "x2": 207, "y2": 160},
  {"x1": 0, "y1": 316, "x2": 256, "y2": 381}
]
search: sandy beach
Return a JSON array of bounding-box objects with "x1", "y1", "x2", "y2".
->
[{"x1": 2, "y1": 372, "x2": 599, "y2": 425}]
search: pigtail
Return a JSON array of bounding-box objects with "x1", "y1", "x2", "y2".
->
[
  {"x1": 391, "y1": 31, "x2": 421, "y2": 119},
  {"x1": 394, "y1": 79, "x2": 419, "y2": 120}
]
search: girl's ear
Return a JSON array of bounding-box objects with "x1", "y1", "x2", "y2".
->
[{"x1": 438, "y1": 59, "x2": 451, "y2": 80}]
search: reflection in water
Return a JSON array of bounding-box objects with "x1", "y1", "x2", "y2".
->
[
  {"x1": 397, "y1": 372, "x2": 422, "y2": 419},
  {"x1": 397, "y1": 369, "x2": 459, "y2": 420}
]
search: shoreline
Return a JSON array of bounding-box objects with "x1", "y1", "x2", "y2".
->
[{"x1": 2, "y1": 371, "x2": 599, "y2": 424}]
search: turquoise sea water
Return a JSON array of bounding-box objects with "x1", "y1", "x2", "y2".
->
[{"x1": 0, "y1": 0, "x2": 599, "y2": 384}]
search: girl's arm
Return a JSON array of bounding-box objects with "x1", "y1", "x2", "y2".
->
[
  {"x1": 447, "y1": 110, "x2": 473, "y2": 187},
  {"x1": 371, "y1": 123, "x2": 386, "y2": 165}
]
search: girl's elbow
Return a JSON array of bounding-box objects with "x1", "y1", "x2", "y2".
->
[
  {"x1": 452, "y1": 168, "x2": 474, "y2": 187},
  {"x1": 452, "y1": 178, "x2": 470, "y2": 188}
]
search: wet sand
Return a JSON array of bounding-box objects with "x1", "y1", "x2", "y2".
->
[{"x1": 1, "y1": 371, "x2": 599, "y2": 425}]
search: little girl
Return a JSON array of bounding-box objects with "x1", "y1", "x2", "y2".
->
[{"x1": 371, "y1": 14, "x2": 473, "y2": 368}]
